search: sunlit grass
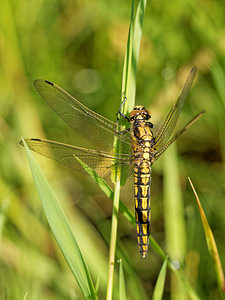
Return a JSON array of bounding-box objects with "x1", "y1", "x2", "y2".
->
[
  {"x1": 152, "y1": 257, "x2": 168, "y2": 300},
  {"x1": 189, "y1": 177, "x2": 225, "y2": 297}
]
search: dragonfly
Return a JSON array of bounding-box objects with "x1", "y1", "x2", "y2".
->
[{"x1": 20, "y1": 67, "x2": 204, "y2": 258}]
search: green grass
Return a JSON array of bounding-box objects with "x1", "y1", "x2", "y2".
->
[
  {"x1": 22, "y1": 139, "x2": 98, "y2": 299},
  {"x1": 152, "y1": 257, "x2": 168, "y2": 300},
  {"x1": 1, "y1": 0, "x2": 225, "y2": 299}
]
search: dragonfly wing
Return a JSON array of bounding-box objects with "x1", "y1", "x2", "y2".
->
[
  {"x1": 33, "y1": 80, "x2": 131, "y2": 150},
  {"x1": 154, "y1": 67, "x2": 197, "y2": 151},
  {"x1": 21, "y1": 138, "x2": 132, "y2": 180},
  {"x1": 154, "y1": 110, "x2": 205, "y2": 160}
]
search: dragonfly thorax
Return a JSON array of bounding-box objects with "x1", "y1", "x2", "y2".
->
[
  {"x1": 130, "y1": 106, "x2": 152, "y2": 123},
  {"x1": 130, "y1": 106, "x2": 155, "y2": 144}
]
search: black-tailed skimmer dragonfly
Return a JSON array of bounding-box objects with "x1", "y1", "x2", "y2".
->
[{"x1": 20, "y1": 67, "x2": 204, "y2": 258}]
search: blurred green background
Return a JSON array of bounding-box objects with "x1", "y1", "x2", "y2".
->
[{"x1": 1, "y1": 0, "x2": 225, "y2": 299}]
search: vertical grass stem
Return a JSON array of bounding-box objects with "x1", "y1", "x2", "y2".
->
[{"x1": 106, "y1": 179, "x2": 121, "y2": 300}]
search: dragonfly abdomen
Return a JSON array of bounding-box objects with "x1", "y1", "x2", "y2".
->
[
  {"x1": 134, "y1": 161, "x2": 151, "y2": 258},
  {"x1": 129, "y1": 112, "x2": 154, "y2": 258}
]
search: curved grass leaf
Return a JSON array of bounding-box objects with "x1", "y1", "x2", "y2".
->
[
  {"x1": 22, "y1": 138, "x2": 98, "y2": 300},
  {"x1": 152, "y1": 257, "x2": 168, "y2": 300},
  {"x1": 188, "y1": 177, "x2": 225, "y2": 296}
]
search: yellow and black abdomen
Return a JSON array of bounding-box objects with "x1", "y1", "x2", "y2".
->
[
  {"x1": 134, "y1": 159, "x2": 151, "y2": 258},
  {"x1": 129, "y1": 106, "x2": 154, "y2": 257}
]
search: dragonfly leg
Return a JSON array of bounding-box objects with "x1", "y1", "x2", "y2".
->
[
  {"x1": 117, "y1": 128, "x2": 130, "y2": 136},
  {"x1": 117, "y1": 95, "x2": 130, "y2": 123},
  {"x1": 147, "y1": 121, "x2": 154, "y2": 129},
  {"x1": 106, "y1": 160, "x2": 131, "y2": 169}
]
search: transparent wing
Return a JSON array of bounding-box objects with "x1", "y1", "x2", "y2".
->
[
  {"x1": 33, "y1": 79, "x2": 131, "y2": 151},
  {"x1": 154, "y1": 67, "x2": 197, "y2": 151},
  {"x1": 21, "y1": 138, "x2": 132, "y2": 179},
  {"x1": 154, "y1": 111, "x2": 205, "y2": 160}
]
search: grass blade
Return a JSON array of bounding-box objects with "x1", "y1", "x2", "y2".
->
[
  {"x1": 163, "y1": 144, "x2": 186, "y2": 260},
  {"x1": 188, "y1": 177, "x2": 225, "y2": 296},
  {"x1": 163, "y1": 144, "x2": 186, "y2": 300},
  {"x1": 121, "y1": 0, "x2": 135, "y2": 115},
  {"x1": 119, "y1": 259, "x2": 127, "y2": 300},
  {"x1": 106, "y1": 179, "x2": 120, "y2": 300},
  {"x1": 22, "y1": 138, "x2": 98, "y2": 300},
  {"x1": 211, "y1": 63, "x2": 225, "y2": 178},
  {"x1": 0, "y1": 199, "x2": 8, "y2": 243},
  {"x1": 211, "y1": 62, "x2": 225, "y2": 110},
  {"x1": 121, "y1": 0, "x2": 147, "y2": 115},
  {"x1": 152, "y1": 257, "x2": 168, "y2": 300}
]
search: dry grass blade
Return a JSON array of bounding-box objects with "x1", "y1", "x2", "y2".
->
[{"x1": 188, "y1": 177, "x2": 225, "y2": 295}]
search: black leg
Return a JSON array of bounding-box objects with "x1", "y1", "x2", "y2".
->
[{"x1": 117, "y1": 95, "x2": 130, "y2": 123}]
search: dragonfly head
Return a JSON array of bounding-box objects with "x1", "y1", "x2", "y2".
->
[{"x1": 130, "y1": 106, "x2": 152, "y2": 122}]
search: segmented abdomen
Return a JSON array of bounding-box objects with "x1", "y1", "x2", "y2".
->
[{"x1": 134, "y1": 161, "x2": 151, "y2": 258}]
